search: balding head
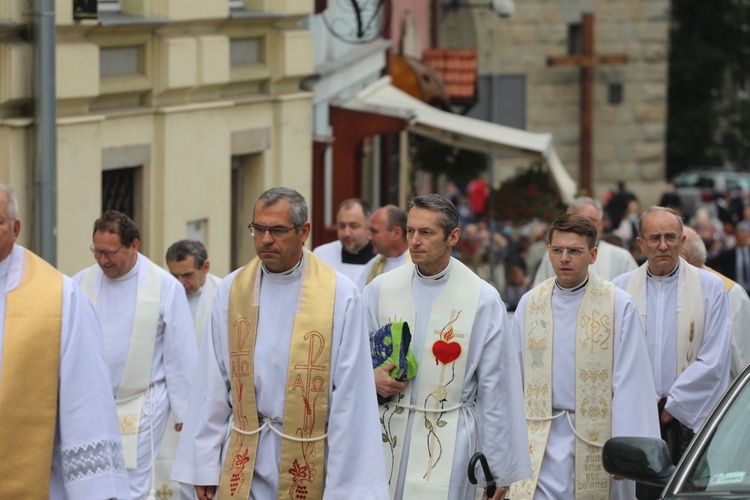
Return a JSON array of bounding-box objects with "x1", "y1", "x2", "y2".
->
[{"x1": 680, "y1": 226, "x2": 707, "y2": 268}]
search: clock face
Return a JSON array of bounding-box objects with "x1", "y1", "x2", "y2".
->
[{"x1": 321, "y1": 0, "x2": 390, "y2": 44}]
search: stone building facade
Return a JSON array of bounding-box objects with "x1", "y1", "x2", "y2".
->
[{"x1": 440, "y1": 0, "x2": 670, "y2": 205}]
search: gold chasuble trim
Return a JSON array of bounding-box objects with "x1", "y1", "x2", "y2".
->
[
  {"x1": 377, "y1": 259, "x2": 480, "y2": 498},
  {"x1": 221, "y1": 251, "x2": 336, "y2": 500},
  {"x1": 0, "y1": 249, "x2": 62, "y2": 499},
  {"x1": 512, "y1": 273, "x2": 614, "y2": 499}
]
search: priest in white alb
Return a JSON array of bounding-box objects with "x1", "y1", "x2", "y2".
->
[
  {"x1": 171, "y1": 187, "x2": 389, "y2": 500},
  {"x1": 612, "y1": 207, "x2": 731, "y2": 439},
  {"x1": 0, "y1": 184, "x2": 130, "y2": 499},
  {"x1": 511, "y1": 213, "x2": 659, "y2": 499},
  {"x1": 74, "y1": 210, "x2": 197, "y2": 499},
  {"x1": 681, "y1": 227, "x2": 750, "y2": 380},
  {"x1": 364, "y1": 194, "x2": 531, "y2": 500},
  {"x1": 533, "y1": 197, "x2": 637, "y2": 286}
]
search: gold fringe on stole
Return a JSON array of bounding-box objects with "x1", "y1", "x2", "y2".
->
[
  {"x1": 220, "y1": 252, "x2": 336, "y2": 499},
  {"x1": 0, "y1": 249, "x2": 62, "y2": 499}
]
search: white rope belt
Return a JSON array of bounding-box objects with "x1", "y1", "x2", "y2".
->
[
  {"x1": 527, "y1": 409, "x2": 603, "y2": 448},
  {"x1": 393, "y1": 400, "x2": 479, "y2": 463},
  {"x1": 232, "y1": 417, "x2": 327, "y2": 443}
]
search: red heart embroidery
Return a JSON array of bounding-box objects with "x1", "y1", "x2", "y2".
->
[{"x1": 432, "y1": 340, "x2": 461, "y2": 365}]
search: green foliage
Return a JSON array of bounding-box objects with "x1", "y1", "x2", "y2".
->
[
  {"x1": 410, "y1": 134, "x2": 488, "y2": 185},
  {"x1": 493, "y1": 163, "x2": 566, "y2": 223},
  {"x1": 668, "y1": 0, "x2": 750, "y2": 177}
]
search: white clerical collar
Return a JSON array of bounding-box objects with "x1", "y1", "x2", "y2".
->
[
  {"x1": 646, "y1": 262, "x2": 680, "y2": 280},
  {"x1": 261, "y1": 258, "x2": 302, "y2": 277},
  {"x1": 555, "y1": 275, "x2": 589, "y2": 293},
  {"x1": 111, "y1": 253, "x2": 139, "y2": 282},
  {"x1": 415, "y1": 260, "x2": 451, "y2": 281}
]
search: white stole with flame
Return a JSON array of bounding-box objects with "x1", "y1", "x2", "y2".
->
[{"x1": 377, "y1": 259, "x2": 481, "y2": 498}]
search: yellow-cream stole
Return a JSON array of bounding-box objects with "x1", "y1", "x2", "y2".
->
[
  {"x1": 626, "y1": 258, "x2": 704, "y2": 375},
  {"x1": 512, "y1": 273, "x2": 614, "y2": 499},
  {"x1": 0, "y1": 249, "x2": 62, "y2": 499},
  {"x1": 221, "y1": 251, "x2": 336, "y2": 499}
]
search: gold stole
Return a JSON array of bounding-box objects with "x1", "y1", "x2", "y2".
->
[
  {"x1": 626, "y1": 258, "x2": 704, "y2": 375},
  {"x1": 512, "y1": 273, "x2": 614, "y2": 499},
  {"x1": 220, "y1": 251, "x2": 335, "y2": 499},
  {"x1": 366, "y1": 250, "x2": 411, "y2": 285},
  {"x1": 0, "y1": 248, "x2": 62, "y2": 499},
  {"x1": 706, "y1": 266, "x2": 734, "y2": 293},
  {"x1": 377, "y1": 259, "x2": 480, "y2": 498}
]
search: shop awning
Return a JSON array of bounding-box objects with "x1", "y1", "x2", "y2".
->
[{"x1": 337, "y1": 76, "x2": 577, "y2": 204}]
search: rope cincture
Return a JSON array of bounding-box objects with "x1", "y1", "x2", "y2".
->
[
  {"x1": 393, "y1": 400, "x2": 480, "y2": 479},
  {"x1": 527, "y1": 410, "x2": 603, "y2": 448},
  {"x1": 232, "y1": 417, "x2": 328, "y2": 443}
]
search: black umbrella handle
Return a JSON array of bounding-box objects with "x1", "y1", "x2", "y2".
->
[{"x1": 468, "y1": 452, "x2": 496, "y2": 498}]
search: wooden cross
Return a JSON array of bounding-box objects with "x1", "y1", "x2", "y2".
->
[{"x1": 547, "y1": 13, "x2": 628, "y2": 195}]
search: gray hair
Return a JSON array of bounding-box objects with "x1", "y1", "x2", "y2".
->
[
  {"x1": 638, "y1": 206, "x2": 684, "y2": 236},
  {"x1": 166, "y1": 239, "x2": 208, "y2": 268},
  {"x1": 567, "y1": 196, "x2": 603, "y2": 220},
  {"x1": 681, "y1": 227, "x2": 707, "y2": 266},
  {"x1": 0, "y1": 184, "x2": 19, "y2": 223},
  {"x1": 409, "y1": 194, "x2": 460, "y2": 238},
  {"x1": 254, "y1": 187, "x2": 308, "y2": 228}
]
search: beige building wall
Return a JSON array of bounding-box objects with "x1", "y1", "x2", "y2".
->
[
  {"x1": 441, "y1": 0, "x2": 670, "y2": 205},
  {"x1": 0, "y1": 0, "x2": 314, "y2": 276}
]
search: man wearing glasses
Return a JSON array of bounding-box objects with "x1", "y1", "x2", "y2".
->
[
  {"x1": 612, "y1": 206, "x2": 731, "y2": 471},
  {"x1": 74, "y1": 210, "x2": 197, "y2": 499},
  {"x1": 172, "y1": 187, "x2": 389, "y2": 500},
  {"x1": 511, "y1": 214, "x2": 659, "y2": 500}
]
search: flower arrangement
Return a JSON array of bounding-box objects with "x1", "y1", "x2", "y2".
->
[{"x1": 493, "y1": 162, "x2": 566, "y2": 222}]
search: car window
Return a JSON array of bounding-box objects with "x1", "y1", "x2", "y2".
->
[
  {"x1": 674, "y1": 174, "x2": 715, "y2": 189},
  {"x1": 677, "y1": 378, "x2": 750, "y2": 493}
]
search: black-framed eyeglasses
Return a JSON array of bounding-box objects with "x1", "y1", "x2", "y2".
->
[
  {"x1": 90, "y1": 244, "x2": 124, "y2": 258},
  {"x1": 247, "y1": 223, "x2": 298, "y2": 238}
]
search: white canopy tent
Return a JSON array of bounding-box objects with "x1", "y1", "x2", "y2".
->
[{"x1": 337, "y1": 76, "x2": 577, "y2": 204}]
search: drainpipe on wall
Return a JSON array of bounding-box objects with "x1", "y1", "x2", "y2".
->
[{"x1": 33, "y1": 0, "x2": 57, "y2": 265}]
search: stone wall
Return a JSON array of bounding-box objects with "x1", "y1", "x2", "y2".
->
[{"x1": 440, "y1": 0, "x2": 670, "y2": 206}]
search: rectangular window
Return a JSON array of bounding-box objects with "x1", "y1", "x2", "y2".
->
[
  {"x1": 230, "y1": 39, "x2": 260, "y2": 66},
  {"x1": 229, "y1": 0, "x2": 243, "y2": 9},
  {"x1": 467, "y1": 74, "x2": 526, "y2": 129},
  {"x1": 567, "y1": 23, "x2": 582, "y2": 55},
  {"x1": 100, "y1": 46, "x2": 141, "y2": 76},
  {"x1": 98, "y1": 0, "x2": 120, "y2": 13}
]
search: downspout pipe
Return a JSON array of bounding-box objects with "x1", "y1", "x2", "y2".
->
[{"x1": 33, "y1": 0, "x2": 57, "y2": 265}]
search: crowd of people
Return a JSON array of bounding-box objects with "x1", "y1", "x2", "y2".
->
[{"x1": 2, "y1": 178, "x2": 742, "y2": 500}]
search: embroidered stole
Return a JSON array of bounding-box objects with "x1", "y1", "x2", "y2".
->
[
  {"x1": 626, "y1": 258, "x2": 704, "y2": 375},
  {"x1": 80, "y1": 259, "x2": 161, "y2": 469},
  {"x1": 511, "y1": 273, "x2": 615, "y2": 499},
  {"x1": 220, "y1": 251, "x2": 335, "y2": 499},
  {"x1": 0, "y1": 249, "x2": 62, "y2": 499},
  {"x1": 377, "y1": 259, "x2": 480, "y2": 498}
]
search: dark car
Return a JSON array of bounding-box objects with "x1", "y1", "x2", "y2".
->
[{"x1": 603, "y1": 364, "x2": 750, "y2": 498}]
